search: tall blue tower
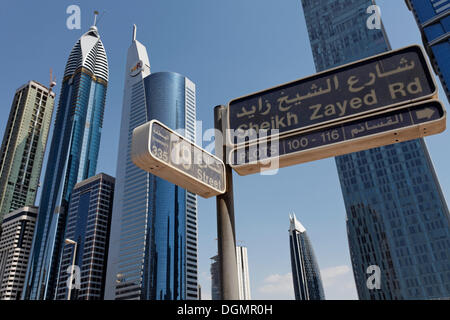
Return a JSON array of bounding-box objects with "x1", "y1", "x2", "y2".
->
[
  {"x1": 300, "y1": 0, "x2": 450, "y2": 299},
  {"x1": 405, "y1": 0, "x2": 450, "y2": 102},
  {"x1": 289, "y1": 214, "x2": 325, "y2": 300},
  {"x1": 104, "y1": 26, "x2": 198, "y2": 300},
  {"x1": 23, "y1": 24, "x2": 109, "y2": 300}
]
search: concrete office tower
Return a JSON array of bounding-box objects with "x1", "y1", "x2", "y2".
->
[
  {"x1": 0, "y1": 81, "x2": 55, "y2": 222},
  {"x1": 55, "y1": 173, "x2": 114, "y2": 300},
  {"x1": 23, "y1": 24, "x2": 109, "y2": 300},
  {"x1": 405, "y1": 0, "x2": 450, "y2": 102},
  {"x1": 289, "y1": 214, "x2": 325, "y2": 300},
  {"x1": 300, "y1": 0, "x2": 450, "y2": 299},
  {"x1": 0, "y1": 206, "x2": 38, "y2": 300},
  {"x1": 105, "y1": 25, "x2": 198, "y2": 300},
  {"x1": 210, "y1": 246, "x2": 251, "y2": 300}
]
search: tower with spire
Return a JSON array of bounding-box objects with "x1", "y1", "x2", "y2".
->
[
  {"x1": 105, "y1": 25, "x2": 199, "y2": 300},
  {"x1": 23, "y1": 13, "x2": 109, "y2": 300}
]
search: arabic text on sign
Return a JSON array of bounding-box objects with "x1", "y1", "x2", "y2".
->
[
  {"x1": 231, "y1": 102, "x2": 443, "y2": 166},
  {"x1": 228, "y1": 46, "x2": 435, "y2": 145}
]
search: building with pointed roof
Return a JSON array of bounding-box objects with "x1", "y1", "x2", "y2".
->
[
  {"x1": 23, "y1": 21, "x2": 109, "y2": 300},
  {"x1": 289, "y1": 213, "x2": 325, "y2": 300},
  {"x1": 104, "y1": 25, "x2": 198, "y2": 300}
]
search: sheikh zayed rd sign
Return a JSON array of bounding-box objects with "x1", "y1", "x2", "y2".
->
[
  {"x1": 227, "y1": 45, "x2": 437, "y2": 146},
  {"x1": 225, "y1": 45, "x2": 446, "y2": 175}
]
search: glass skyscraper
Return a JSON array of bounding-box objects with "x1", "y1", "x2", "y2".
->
[
  {"x1": 300, "y1": 0, "x2": 450, "y2": 299},
  {"x1": 105, "y1": 26, "x2": 198, "y2": 300},
  {"x1": 236, "y1": 246, "x2": 251, "y2": 300},
  {"x1": 0, "y1": 81, "x2": 55, "y2": 222},
  {"x1": 55, "y1": 173, "x2": 114, "y2": 300},
  {"x1": 405, "y1": 0, "x2": 450, "y2": 102},
  {"x1": 289, "y1": 214, "x2": 325, "y2": 300},
  {"x1": 23, "y1": 25, "x2": 109, "y2": 300}
]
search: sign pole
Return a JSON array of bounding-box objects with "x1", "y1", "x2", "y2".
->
[{"x1": 214, "y1": 105, "x2": 239, "y2": 300}]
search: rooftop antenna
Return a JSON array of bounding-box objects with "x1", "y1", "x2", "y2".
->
[
  {"x1": 93, "y1": 10, "x2": 99, "y2": 26},
  {"x1": 49, "y1": 68, "x2": 56, "y2": 94},
  {"x1": 94, "y1": 10, "x2": 106, "y2": 26},
  {"x1": 132, "y1": 24, "x2": 137, "y2": 42}
]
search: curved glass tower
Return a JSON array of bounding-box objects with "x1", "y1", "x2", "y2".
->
[
  {"x1": 144, "y1": 73, "x2": 198, "y2": 300},
  {"x1": 300, "y1": 0, "x2": 450, "y2": 300},
  {"x1": 23, "y1": 25, "x2": 108, "y2": 300},
  {"x1": 105, "y1": 26, "x2": 198, "y2": 300},
  {"x1": 289, "y1": 214, "x2": 325, "y2": 300}
]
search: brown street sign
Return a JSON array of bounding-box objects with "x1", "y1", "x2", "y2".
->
[
  {"x1": 132, "y1": 120, "x2": 226, "y2": 198},
  {"x1": 227, "y1": 45, "x2": 437, "y2": 147},
  {"x1": 229, "y1": 99, "x2": 446, "y2": 176}
]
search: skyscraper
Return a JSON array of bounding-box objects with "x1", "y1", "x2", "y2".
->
[
  {"x1": 23, "y1": 24, "x2": 109, "y2": 300},
  {"x1": 0, "y1": 81, "x2": 55, "y2": 222},
  {"x1": 300, "y1": 0, "x2": 450, "y2": 299},
  {"x1": 0, "y1": 206, "x2": 37, "y2": 300},
  {"x1": 105, "y1": 26, "x2": 198, "y2": 300},
  {"x1": 289, "y1": 214, "x2": 325, "y2": 300},
  {"x1": 236, "y1": 246, "x2": 251, "y2": 300},
  {"x1": 55, "y1": 173, "x2": 114, "y2": 300},
  {"x1": 210, "y1": 246, "x2": 251, "y2": 300},
  {"x1": 405, "y1": 0, "x2": 450, "y2": 102},
  {"x1": 210, "y1": 255, "x2": 220, "y2": 300}
]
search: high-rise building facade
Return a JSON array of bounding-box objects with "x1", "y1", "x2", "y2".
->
[
  {"x1": 105, "y1": 26, "x2": 198, "y2": 300},
  {"x1": 0, "y1": 81, "x2": 55, "y2": 222},
  {"x1": 23, "y1": 25, "x2": 109, "y2": 300},
  {"x1": 405, "y1": 0, "x2": 450, "y2": 102},
  {"x1": 210, "y1": 246, "x2": 251, "y2": 300},
  {"x1": 0, "y1": 206, "x2": 38, "y2": 300},
  {"x1": 236, "y1": 246, "x2": 251, "y2": 300},
  {"x1": 55, "y1": 173, "x2": 114, "y2": 300},
  {"x1": 210, "y1": 255, "x2": 220, "y2": 300},
  {"x1": 300, "y1": 0, "x2": 450, "y2": 299},
  {"x1": 289, "y1": 214, "x2": 325, "y2": 300}
]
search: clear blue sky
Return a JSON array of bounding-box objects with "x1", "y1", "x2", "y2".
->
[{"x1": 1, "y1": 0, "x2": 448, "y2": 300}]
